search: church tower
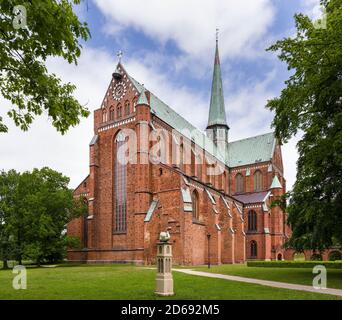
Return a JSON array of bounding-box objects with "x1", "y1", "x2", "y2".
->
[{"x1": 206, "y1": 33, "x2": 229, "y2": 153}]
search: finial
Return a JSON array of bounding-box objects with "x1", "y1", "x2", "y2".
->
[
  {"x1": 116, "y1": 50, "x2": 123, "y2": 63},
  {"x1": 216, "y1": 28, "x2": 219, "y2": 43}
]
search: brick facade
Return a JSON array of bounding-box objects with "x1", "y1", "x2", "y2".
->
[{"x1": 67, "y1": 62, "x2": 289, "y2": 265}]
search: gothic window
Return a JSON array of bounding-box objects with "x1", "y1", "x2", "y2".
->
[
  {"x1": 124, "y1": 101, "x2": 130, "y2": 116},
  {"x1": 235, "y1": 173, "x2": 244, "y2": 193},
  {"x1": 196, "y1": 155, "x2": 202, "y2": 180},
  {"x1": 251, "y1": 241, "x2": 257, "y2": 258},
  {"x1": 133, "y1": 98, "x2": 137, "y2": 112},
  {"x1": 117, "y1": 104, "x2": 122, "y2": 118},
  {"x1": 109, "y1": 106, "x2": 115, "y2": 121},
  {"x1": 102, "y1": 109, "x2": 107, "y2": 123},
  {"x1": 223, "y1": 171, "x2": 227, "y2": 193},
  {"x1": 179, "y1": 143, "x2": 184, "y2": 171},
  {"x1": 114, "y1": 132, "x2": 127, "y2": 232},
  {"x1": 192, "y1": 190, "x2": 199, "y2": 220},
  {"x1": 82, "y1": 198, "x2": 88, "y2": 248},
  {"x1": 254, "y1": 170, "x2": 263, "y2": 191},
  {"x1": 248, "y1": 210, "x2": 257, "y2": 231},
  {"x1": 191, "y1": 148, "x2": 196, "y2": 177}
]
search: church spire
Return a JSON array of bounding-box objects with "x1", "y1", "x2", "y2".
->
[
  {"x1": 207, "y1": 30, "x2": 228, "y2": 129},
  {"x1": 206, "y1": 31, "x2": 229, "y2": 152}
]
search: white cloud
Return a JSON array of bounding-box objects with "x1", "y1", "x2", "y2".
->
[
  {"x1": 94, "y1": 0, "x2": 275, "y2": 60},
  {"x1": 226, "y1": 69, "x2": 277, "y2": 140},
  {"x1": 0, "y1": 48, "x2": 115, "y2": 188},
  {"x1": 301, "y1": 0, "x2": 322, "y2": 20},
  {"x1": 282, "y1": 136, "x2": 300, "y2": 192}
]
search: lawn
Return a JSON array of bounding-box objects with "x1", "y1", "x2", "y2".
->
[
  {"x1": 0, "y1": 264, "x2": 341, "y2": 300},
  {"x1": 192, "y1": 264, "x2": 342, "y2": 289}
]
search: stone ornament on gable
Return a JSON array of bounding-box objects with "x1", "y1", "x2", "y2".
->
[{"x1": 159, "y1": 231, "x2": 170, "y2": 242}]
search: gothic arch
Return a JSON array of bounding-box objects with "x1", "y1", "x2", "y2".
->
[
  {"x1": 124, "y1": 100, "x2": 130, "y2": 116},
  {"x1": 254, "y1": 170, "x2": 263, "y2": 191},
  {"x1": 250, "y1": 240, "x2": 257, "y2": 258},
  {"x1": 116, "y1": 103, "x2": 122, "y2": 118},
  {"x1": 102, "y1": 109, "x2": 107, "y2": 123},
  {"x1": 248, "y1": 210, "x2": 257, "y2": 231},
  {"x1": 235, "y1": 173, "x2": 244, "y2": 193},
  {"x1": 192, "y1": 189, "x2": 199, "y2": 220},
  {"x1": 113, "y1": 130, "x2": 128, "y2": 233},
  {"x1": 109, "y1": 105, "x2": 115, "y2": 121}
]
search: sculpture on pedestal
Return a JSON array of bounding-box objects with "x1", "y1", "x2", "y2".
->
[{"x1": 155, "y1": 231, "x2": 174, "y2": 296}]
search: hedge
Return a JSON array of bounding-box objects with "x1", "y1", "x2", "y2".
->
[{"x1": 247, "y1": 260, "x2": 342, "y2": 269}]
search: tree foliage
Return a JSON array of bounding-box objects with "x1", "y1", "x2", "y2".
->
[
  {"x1": 267, "y1": 0, "x2": 342, "y2": 250},
  {"x1": 0, "y1": 168, "x2": 86, "y2": 267},
  {"x1": 0, "y1": 0, "x2": 90, "y2": 133}
]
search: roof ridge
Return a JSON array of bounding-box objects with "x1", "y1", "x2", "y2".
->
[{"x1": 229, "y1": 131, "x2": 274, "y2": 144}]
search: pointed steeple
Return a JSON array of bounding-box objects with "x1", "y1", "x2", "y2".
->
[
  {"x1": 137, "y1": 87, "x2": 149, "y2": 106},
  {"x1": 207, "y1": 33, "x2": 228, "y2": 129},
  {"x1": 270, "y1": 175, "x2": 282, "y2": 189}
]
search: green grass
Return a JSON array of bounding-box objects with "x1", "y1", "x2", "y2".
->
[
  {"x1": 0, "y1": 264, "x2": 341, "y2": 300},
  {"x1": 191, "y1": 264, "x2": 342, "y2": 289}
]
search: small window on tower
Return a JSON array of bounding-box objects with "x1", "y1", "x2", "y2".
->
[
  {"x1": 133, "y1": 98, "x2": 137, "y2": 112},
  {"x1": 124, "y1": 101, "x2": 130, "y2": 116},
  {"x1": 117, "y1": 104, "x2": 122, "y2": 118},
  {"x1": 109, "y1": 106, "x2": 115, "y2": 121},
  {"x1": 102, "y1": 109, "x2": 107, "y2": 123}
]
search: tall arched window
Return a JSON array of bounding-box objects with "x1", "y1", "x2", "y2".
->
[
  {"x1": 192, "y1": 190, "x2": 199, "y2": 220},
  {"x1": 124, "y1": 101, "x2": 130, "y2": 116},
  {"x1": 133, "y1": 98, "x2": 137, "y2": 112},
  {"x1": 82, "y1": 198, "x2": 88, "y2": 248},
  {"x1": 251, "y1": 241, "x2": 257, "y2": 258},
  {"x1": 102, "y1": 109, "x2": 107, "y2": 123},
  {"x1": 223, "y1": 172, "x2": 227, "y2": 193},
  {"x1": 114, "y1": 131, "x2": 127, "y2": 232},
  {"x1": 196, "y1": 154, "x2": 202, "y2": 180},
  {"x1": 248, "y1": 210, "x2": 257, "y2": 231},
  {"x1": 179, "y1": 143, "x2": 184, "y2": 171},
  {"x1": 117, "y1": 104, "x2": 122, "y2": 118},
  {"x1": 254, "y1": 170, "x2": 263, "y2": 191},
  {"x1": 109, "y1": 106, "x2": 115, "y2": 121},
  {"x1": 191, "y1": 149, "x2": 196, "y2": 177},
  {"x1": 235, "y1": 173, "x2": 244, "y2": 193}
]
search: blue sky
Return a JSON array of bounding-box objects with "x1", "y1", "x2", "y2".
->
[{"x1": 0, "y1": 0, "x2": 322, "y2": 190}]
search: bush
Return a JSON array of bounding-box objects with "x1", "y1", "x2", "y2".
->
[
  {"x1": 310, "y1": 253, "x2": 323, "y2": 261},
  {"x1": 246, "y1": 260, "x2": 342, "y2": 269}
]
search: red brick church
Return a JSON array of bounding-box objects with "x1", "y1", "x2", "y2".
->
[{"x1": 67, "y1": 40, "x2": 291, "y2": 265}]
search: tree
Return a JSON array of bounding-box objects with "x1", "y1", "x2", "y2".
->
[
  {"x1": 0, "y1": 168, "x2": 86, "y2": 267},
  {"x1": 267, "y1": 0, "x2": 342, "y2": 251},
  {"x1": 0, "y1": 170, "x2": 20, "y2": 268},
  {"x1": 0, "y1": 0, "x2": 90, "y2": 133}
]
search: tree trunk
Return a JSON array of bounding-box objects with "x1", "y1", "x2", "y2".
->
[{"x1": 2, "y1": 260, "x2": 9, "y2": 270}]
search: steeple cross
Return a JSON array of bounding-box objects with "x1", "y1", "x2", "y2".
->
[
  {"x1": 216, "y1": 28, "x2": 219, "y2": 42},
  {"x1": 117, "y1": 50, "x2": 123, "y2": 63}
]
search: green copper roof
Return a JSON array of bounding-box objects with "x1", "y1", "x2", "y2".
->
[
  {"x1": 128, "y1": 71, "x2": 275, "y2": 168},
  {"x1": 207, "y1": 41, "x2": 228, "y2": 128},
  {"x1": 129, "y1": 75, "x2": 226, "y2": 164},
  {"x1": 227, "y1": 132, "x2": 276, "y2": 167},
  {"x1": 270, "y1": 175, "x2": 282, "y2": 189},
  {"x1": 137, "y1": 88, "x2": 149, "y2": 106}
]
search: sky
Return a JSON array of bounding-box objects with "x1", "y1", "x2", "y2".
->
[{"x1": 0, "y1": 0, "x2": 322, "y2": 190}]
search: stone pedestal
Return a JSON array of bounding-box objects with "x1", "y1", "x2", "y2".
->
[{"x1": 155, "y1": 241, "x2": 174, "y2": 296}]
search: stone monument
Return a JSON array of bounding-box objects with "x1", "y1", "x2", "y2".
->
[{"x1": 155, "y1": 231, "x2": 174, "y2": 296}]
